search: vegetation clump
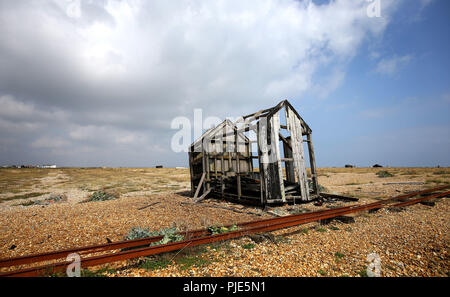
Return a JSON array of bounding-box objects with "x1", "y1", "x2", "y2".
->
[
  {"x1": 318, "y1": 270, "x2": 327, "y2": 276},
  {"x1": 85, "y1": 191, "x2": 117, "y2": 202},
  {"x1": 358, "y1": 268, "x2": 369, "y2": 277},
  {"x1": 376, "y1": 170, "x2": 394, "y2": 178},
  {"x1": 157, "y1": 227, "x2": 185, "y2": 245},
  {"x1": 122, "y1": 226, "x2": 184, "y2": 251},
  {"x1": 208, "y1": 224, "x2": 238, "y2": 235},
  {"x1": 177, "y1": 255, "x2": 211, "y2": 270},
  {"x1": 124, "y1": 227, "x2": 153, "y2": 241},
  {"x1": 335, "y1": 252, "x2": 345, "y2": 259},
  {"x1": 242, "y1": 243, "x2": 255, "y2": 250},
  {"x1": 139, "y1": 258, "x2": 172, "y2": 271}
]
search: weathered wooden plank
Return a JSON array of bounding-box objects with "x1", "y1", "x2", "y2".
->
[
  {"x1": 280, "y1": 113, "x2": 296, "y2": 184},
  {"x1": 246, "y1": 138, "x2": 253, "y2": 174},
  {"x1": 193, "y1": 172, "x2": 206, "y2": 200},
  {"x1": 286, "y1": 106, "x2": 310, "y2": 201},
  {"x1": 257, "y1": 120, "x2": 266, "y2": 205},
  {"x1": 137, "y1": 202, "x2": 161, "y2": 211},
  {"x1": 188, "y1": 150, "x2": 195, "y2": 196},
  {"x1": 220, "y1": 124, "x2": 257, "y2": 140},
  {"x1": 235, "y1": 130, "x2": 241, "y2": 200},
  {"x1": 257, "y1": 112, "x2": 285, "y2": 204},
  {"x1": 307, "y1": 133, "x2": 319, "y2": 195},
  {"x1": 271, "y1": 112, "x2": 285, "y2": 202},
  {"x1": 201, "y1": 150, "x2": 207, "y2": 195},
  {"x1": 284, "y1": 100, "x2": 312, "y2": 134},
  {"x1": 278, "y1": 133, "x2": 291, "y2": 149},
  {"x1": 205, "y1": 151, "x2": 211, "y2": 191},
  {"x1": 283, "y1": 141, "x2": 295, "y2": 183},
  {"x1": 194, "y1": 188, "x2": 212, "y2": 203},
  {"x1": 281, "y1": 158, "x2": 294, "y2": 162},
  {"x1": 242, "y1": 108, "x2": 271, "y2": 120},
  {"x1": 320, "y1": 193, "x2": 359, "y2": 202},
  {"x1": 214, "y1": 156, "x2": 217, "y2": 176},
  {"x1": 221, "y1": 154, "x2": 225, "y2": 198}
]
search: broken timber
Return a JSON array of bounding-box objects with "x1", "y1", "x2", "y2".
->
[
  {"x1": 194, "y1": 188, "x2": 211, "y2": 203},
  {"x1": 188, "y1": 100, "x2": 320, "y2": 206}
]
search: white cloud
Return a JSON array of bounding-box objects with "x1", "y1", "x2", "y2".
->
[
  {"x1": 69, "y1": 124, "x2": 147, "y2": 145},
  {"x1": 0, "y1": 95, "x2": 51, "y2": 133},
  {"x1": 0, "y1": 95, "x2": 36, "y2": 118},
  {"x1": 312, "y1": 68, "x2": 346, "y2": 99},
  {"x1": 31, "y1": 137, "x2": 70, "y2": 149},
  {"x1": 0, "y1": 0, "x2": 403, "y2": 166},
  {"x1": 0, "y1": 94, "x2": 68, "y2": 122},
  {"x1": 69, "y1": 125, "x2": 100, "y2": 141},
  {"x1": 0, "y1": 118, "x2": 42, "y2": 133},
  {"x1": 375, "y1": 54, "x2": 413, "y2": 76},
  {"x1": 2, "y1": 0, "x2": 398, "y2": 108}
]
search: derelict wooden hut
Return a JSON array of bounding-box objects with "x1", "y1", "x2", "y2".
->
[{"x1": 189, "y1": 100, "x2": 319, "y2": 206}]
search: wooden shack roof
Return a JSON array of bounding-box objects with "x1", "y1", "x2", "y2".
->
[
  {"x1": 189, "y1": 100, "x2": 311, "y2": 151},
  {"x1": 190, "y1": 119, "x2": 249, "y2": 152}
]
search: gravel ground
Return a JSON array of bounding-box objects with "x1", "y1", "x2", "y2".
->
[
  {"x1": 0, "y1": 168, "x2": 448, "y2": 277},
  {"x1": 0, "y1": 193, "x2": 269, "y2": 262},
  {"x1": 106, "y1": 197, "x2": 449, "y2": 277}
]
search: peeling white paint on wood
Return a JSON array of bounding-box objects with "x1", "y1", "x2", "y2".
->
[{"x1": 287, "y1": 106, "x2": 310, "y2": 201}]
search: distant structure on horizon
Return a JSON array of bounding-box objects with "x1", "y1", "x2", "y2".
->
[
  {"x1": 39, "y1": 165, "x2": 57, "y2": 169},
  {"x1": 1, "y1": 164, "x2": 57, "y2": 169}
]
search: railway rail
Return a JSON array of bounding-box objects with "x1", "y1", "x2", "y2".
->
[{"x1": 0, "y1": 185, "x2": 449, "y2": 277}]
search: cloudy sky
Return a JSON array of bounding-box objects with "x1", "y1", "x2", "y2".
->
[{"x1": 0, "y1": 0, "x2": 449, "y2": 167}]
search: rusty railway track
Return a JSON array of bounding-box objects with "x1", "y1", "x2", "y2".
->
[
  {"x1": 0, "y1": 185, "x2": 449, "y2": 277},
  {"x1": 1, "y1": 185, "x2": 447, "y2": 268}
]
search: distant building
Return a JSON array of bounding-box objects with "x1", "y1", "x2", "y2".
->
[
  {"x1": 40, "y1": 165, "x2": 57, "y2": 169},
  {"x1": 23, "y1": 165, "x2": 38, "y2": 168}
]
